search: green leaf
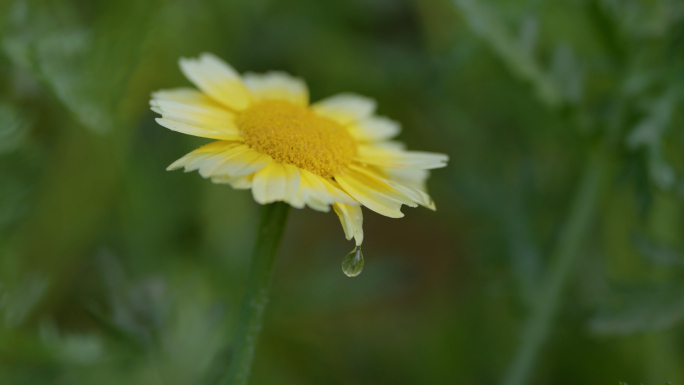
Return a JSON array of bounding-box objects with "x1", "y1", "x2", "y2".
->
[
  {"x1": 633, "y1": 234, "x2": 684, "y2": 268},
  {"x1": 590, "y1": 283, "x2": 684, "y2": 335},
  {"x1": 2, "y1": 0, "x2": 158, "y2": 133},
  {"x1": 450, "y1": 0, "x2": 563, "y2": 107},
  {"x1": 626, "y1": 91, "x2": 677, "y2": 190},
  {"x1": 0, "y1": 102, "x2": 31, "y2": 155}
]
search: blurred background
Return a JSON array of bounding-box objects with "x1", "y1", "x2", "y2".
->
[{"x1": 1, "y1": 0, "x2": 684, "y2": 384}]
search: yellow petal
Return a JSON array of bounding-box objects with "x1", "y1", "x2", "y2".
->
[
  {"x1": 385, "y1": 179, "x2": 435, "y2": 210},
  {"x1": 311, "y1": 93, "x2": 376, "y2": 125},
  {"x1": 167, "y1": 142, "x2": 272, "y2": 182},
  {"x1": 333, "y1": 203, "x2": 364, "y2": 246},
  {"x1": 282, "y1": 163, "x2": 303, "y2": 208},
  {"x1": 151, "y1": 88, "x2": 241, "y2": 140},
  {"x1": 196, "y1": 145, "x2": 252, "y2": 177},
  {"x1": 350, "y1": 165, "x2": 435, "y2": 210},
  {"x1": 155, "y1": 118, "x2": 242, "y2": 141},
  {"x1": 319, "y1": 178, "x2": 357, "y2": 206},
  {"x1": 296, "y1": 172, "x2": 331, "y2": 212},
  {"x1": 335, "y1": 167, "x2": 416, "y2": 218},
  {"x1": 167, "y1": 141, "x2": 240, "y2": 171},
  {"x1": 383, "y1": 167, "x2": 429, "y2": 190},
  {"x1": 347, "y1": 116, "x2": 401, "y2": 142},
  {"x1": 208, "y1": 148, "x2": 273, "y2": 178},
  {"x1": 211, "y1": 174, "x2": 254, "y2": 189},
  {"x1": 179, "y1": 53, "x2": 252, "y2": 111},
  {"x1": 252, "y1": 161, "x2": 299, "y2": 204},
  {"x1": 193, "y1": 147, "x2": 249, "y2": 176},
  {"x1": 293, "y1": 170, "x2": 358, "y2": 212},
  {"x1": 242, "y1": 71, "x2": 309, "y2": 106},
  {"x1": 356, "y1": 145, "x2": 449, "y2": 169},
  {"x1": 150, "y1": 88, "x2": 214, "y2": 105}
]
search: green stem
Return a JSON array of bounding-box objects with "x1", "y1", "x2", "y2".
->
[
  {"x1": 500, "y1": 148, "x2": 610, "y2": 385},
  {"x1": 220, "y1": 202, "x2": 290, "y2": 385}
]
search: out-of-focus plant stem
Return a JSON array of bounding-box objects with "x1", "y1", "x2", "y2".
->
[
  {"x1": 501, "y1": 146, "x2": 611, "y2": 385},
  {"x1": 219, "y1": 202, "x2": 290, "y2": 385}
]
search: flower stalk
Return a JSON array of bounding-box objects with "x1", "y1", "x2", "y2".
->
[{"x1": 220, "y1": 202, "x2": 290, "y2": 385}]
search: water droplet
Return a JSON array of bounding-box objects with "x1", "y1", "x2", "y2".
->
[{"x1": 342, "y1": 246, "x2": 364, "y2": 277}]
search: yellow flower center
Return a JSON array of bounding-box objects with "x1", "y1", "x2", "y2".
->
[{"x1": 237, "y1": 100, "x2": 356, "y2": 177}]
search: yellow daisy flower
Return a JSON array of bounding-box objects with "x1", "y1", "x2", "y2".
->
[{"x1": 151, "y1": 53, "x2": 447, "y2": 247}]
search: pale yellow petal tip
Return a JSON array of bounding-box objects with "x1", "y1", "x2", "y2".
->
[
  {"x1": 178, "y1": 53, "x2": 208, "y2": 66},
  {"x1": 166, "y1": 159, "x2": 184, "y2": 171},
  {"x1": 149, "y1": 96, "x2": 161, "y2": 113},
  {"x1": 150, "y1": 90, "x2": 163, "y2": 100},
  {"x1": 422, "y1": 154, "x2": 450, "y2": 169},
  {"x1": 198, "y1": 52, "x2": 218, "y2": 60},
  {"x1": 178, "y1": 55, "x2": 199, "y2": 71},
  {"x1": 242, "y1": 71, "x2": 310, "y2": 106},
  {"x1": 178, "y1": 53, "x2": 249, "y2": 110},
  {"x1": 353, "y1": 219, "x2": 364, "y2": 245},
  {"x1": 179, "y1": 52, "x2": 235, "y2": 73},
  {"x1": 244, "y1": 70, "x2": 306, "y2": 83},
  {"x1": 312, "y1": 93, "x2": 378, "y2": 125}
]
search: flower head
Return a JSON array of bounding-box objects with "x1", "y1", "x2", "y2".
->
[{"x1": 151, "y1": 53, "x2": 447, "y2": 246}]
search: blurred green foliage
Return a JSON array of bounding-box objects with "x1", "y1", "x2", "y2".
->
[{"x1": 1, "y1": 0, "x2": 684, "y2": 384}]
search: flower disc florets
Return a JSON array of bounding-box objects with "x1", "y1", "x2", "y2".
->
[{"x1": 237, "y1": 100, "x2": 356, "y2": 178}]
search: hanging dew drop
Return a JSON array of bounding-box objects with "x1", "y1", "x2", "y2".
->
[{"x1": 341, "y1": 246, "x2": 364, "y2": 277}]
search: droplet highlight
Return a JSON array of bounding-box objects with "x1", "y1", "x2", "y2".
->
[{"x1": 341, "y1": 246, "x2": 364, "y2": 277}]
